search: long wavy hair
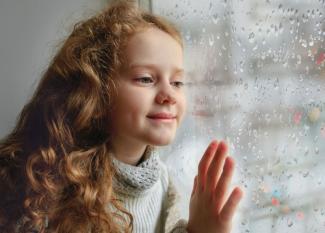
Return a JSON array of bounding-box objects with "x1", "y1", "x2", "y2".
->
[{"x1": 0, "y1": 1, "x2": 183, "y2": 232}]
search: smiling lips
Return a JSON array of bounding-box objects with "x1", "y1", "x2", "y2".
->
[{"x1": 147, "y1": 112, "x2": 176, "y2": 119}]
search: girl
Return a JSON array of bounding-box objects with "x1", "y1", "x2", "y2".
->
[{"x1": 0, "y1": 1, "x2": 243, "y2": 233}]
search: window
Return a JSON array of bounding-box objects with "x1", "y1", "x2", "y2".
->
[{"x1": 153, "y1": 1, "x2": 325, "y2": 232}]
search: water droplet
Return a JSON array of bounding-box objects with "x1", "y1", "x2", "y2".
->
[
  {"x1": 185, "y1": 32, "x2": 191, "y2": 41},
  {"x1": 274, "y1": 77, "x2": 279, "y2": 89},
  {"x1": 236, "y1": 38, "x2": 242, "y2": 47},
  {"x1": 241, "y1": 219, "x2": 248, "y2": 225},
  {"x1": 302, "y1": 171, "x2": 309, "y2": 177},
  {"x1": 248, "y1": 32, "x2": 255, "y2": 43},
  {"x1": 296, "y1": 54, "x2": 302, "y2": 65},
  {"x1": 208, "y1": 35, "x2": 214, "y2": 46},
  {"x1": 302, "y1": 13, "x2": 309, "y2": 23},
  {"x1": 314, "y1": 136, "x2": 319, "y2": 142},
  {"x1": 222, "y1": 0, "x2": 227, "y2": 7},
  {"x1": 304, "y1": 147, "x2": 309, "y2": 156},
  {"x1": 282, "y1": 61, "x2": 288, "y2": 67},
  {"x1": 301, "y1": 39, "x2": 307, "y2": 48},
  {"x1": 287, "y1": 219, "x2": 293, "y2": 227},
  {"x1": 321, "y1": 208, "x2": 325, "y2": 215},
  {"x1": 262, "y1": 38, "x2": 266, "y2": 45},
  {"x1": 212, "y1": 13, "x2": 219, "y2": 24},
  {"x1": 279, "y1": 22, "x2": 284, "y2": 34}
]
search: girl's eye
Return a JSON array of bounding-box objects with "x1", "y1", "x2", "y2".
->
[
  {"x1": 172, "y1": 81, "x2": 185, "y2": 88},
  {"x1": 135, "y1": 77, "x2": 184, "y2": 88},
  {"x1": 136, "y1": 77, "x2": 153, "y2": 83}
]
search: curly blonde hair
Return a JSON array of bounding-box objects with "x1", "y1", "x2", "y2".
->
[{"x1": 0, "y1": 1, "x2": 182, "y2": 232}]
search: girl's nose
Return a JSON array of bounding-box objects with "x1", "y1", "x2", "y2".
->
[{"x1": 156, "y1": 88, "x2": 176, "y2": 105}]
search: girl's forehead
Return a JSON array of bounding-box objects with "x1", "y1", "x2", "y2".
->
[
  {"x1": 123, "y1": 27, "x2": 183, "y2": 68},
  {"x1": 127, "y1": 27, "x2": 181, "y2": 51}
]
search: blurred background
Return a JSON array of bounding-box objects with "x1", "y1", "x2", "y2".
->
[{"x1": 0, "y1": 0, "x2": 324, "y2": 232}]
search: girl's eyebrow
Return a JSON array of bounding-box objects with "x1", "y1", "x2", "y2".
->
[{"x1": 128, "y1": 63, "x2": 184, "y2": 75}]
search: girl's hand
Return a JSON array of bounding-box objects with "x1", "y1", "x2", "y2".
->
[{"x1": 186, "y1": 140, "x2": 243, "y2": 233}]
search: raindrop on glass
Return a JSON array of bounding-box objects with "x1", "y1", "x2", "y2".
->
[
  {"x1": 287, "y1": 219, "x2": 293, "y2": 227},
  {"x1": 208, "y1": 35, "x2": 214, "y2": 46},
  {"x1": 212, "y1": 13, "x2": 219, "y2": 24},
  {"x1": 248, "y1": 32, "x2": 255, "y2": 43}
]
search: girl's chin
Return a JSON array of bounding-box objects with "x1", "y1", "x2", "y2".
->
[{"x1": 148, "y1": 136, "x2": 175, "y2": 146}]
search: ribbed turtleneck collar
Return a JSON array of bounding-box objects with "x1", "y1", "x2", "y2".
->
[{"x1": 110, "y1": 146, "x2": 161, "y2": 197}]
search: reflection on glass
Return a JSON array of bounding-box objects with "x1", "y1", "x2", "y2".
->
[{"x1": 153, "y1": 1, "x2": 325, "y2": 232}]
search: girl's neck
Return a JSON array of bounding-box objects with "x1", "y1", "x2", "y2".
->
[{"x1": 107, "y1": 140, "x2": 148, "y2": 166}]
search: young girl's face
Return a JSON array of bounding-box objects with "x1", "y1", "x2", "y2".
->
[{"x1": 109, "y1": 27, "x2": 186, "y2": 149}]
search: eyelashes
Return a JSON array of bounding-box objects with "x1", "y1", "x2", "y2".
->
[
  {"x1": 135, "y1": 77, "x2": 185, "y2": 88},
  {"x1": 135, "y1": 77, "x2": 153, "y2": 83}
]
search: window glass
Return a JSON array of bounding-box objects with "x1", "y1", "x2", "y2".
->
[{"x1": 154, "y1": 1, "x2": 325, "y2": 232}]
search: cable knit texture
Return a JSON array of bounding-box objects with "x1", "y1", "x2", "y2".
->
[{"x1": 110, "y1": 146, "x2": 188, "y2": 233}]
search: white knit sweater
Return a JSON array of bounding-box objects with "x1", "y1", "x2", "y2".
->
[{"x1": 110, "y1": 147, "x2": 188, "y2": 233}]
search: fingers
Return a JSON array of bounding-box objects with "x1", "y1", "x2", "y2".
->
[
  {"x1": 214, "y1": 157, "x2": 235, "y2": 211},
  {"x1": 193, "y1": 140, "x2": 243, "y2": 228},
  {"x1": 197, "y1": 140, "x2": 218, "y2": 192},
  {"x1": 206, "y1": 141, "x2": 228, "y2": 192},
  {"x1": 219, "y1": 187, "x2": 243, "y2": 222}
]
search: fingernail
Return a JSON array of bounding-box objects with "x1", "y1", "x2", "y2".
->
[
  {"x1": 211, "y1": 140, "x2": 218, "y2": 147},
  {"x1": 217, "y1": 141, "x2": 224, "y2": 150}
]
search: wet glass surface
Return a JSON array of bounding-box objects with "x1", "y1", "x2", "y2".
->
[{"x1": 155, "y1": 1, "x2": 325, "y2": 232}]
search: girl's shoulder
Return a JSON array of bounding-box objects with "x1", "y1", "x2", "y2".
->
[{"x1": 158, "y1": 161, "x2": 187, "y2": 233}]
